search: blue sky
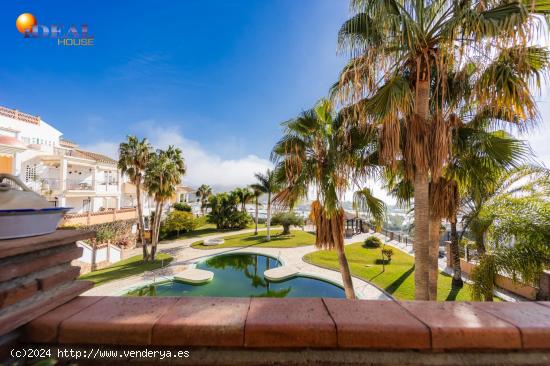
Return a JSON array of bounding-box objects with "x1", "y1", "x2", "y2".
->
[{"x1": 1, "y1": 1, "x2": 549, "y2": 194}]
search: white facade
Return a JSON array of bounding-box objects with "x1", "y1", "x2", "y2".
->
[{"x1": 0, "y1": 106, "x2": 122, "y2": 213}]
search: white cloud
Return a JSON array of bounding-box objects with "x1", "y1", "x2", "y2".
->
[{"x1": 81, "y1": 121, "x2": 272, "y2": 192}]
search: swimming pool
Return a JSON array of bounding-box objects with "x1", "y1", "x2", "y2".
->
[{"x1": 127, "y1": 253, "x2": 345, "y2": 298}]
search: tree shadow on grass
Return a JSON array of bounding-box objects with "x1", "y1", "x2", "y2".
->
[
  {"x1": 445, "y1": 285, "x2": 462, "y2": 301},
  {"x1": 440, "y1": 272, "x2": 462, "y2": 301},
  {"x1": 384, "y1": 265, "x2": 415, "y2": 295},
  {"x1": 80, "y1": 257, "x2": 172, "y2": 285}
]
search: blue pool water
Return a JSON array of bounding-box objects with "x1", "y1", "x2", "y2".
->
[{"x1": 127, "y1": 253, "x2": 345, "y2": 298}]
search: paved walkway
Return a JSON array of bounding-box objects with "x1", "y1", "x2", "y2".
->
[{"x1": 83, "y1": 227, "x2": 391, "y2": 300}]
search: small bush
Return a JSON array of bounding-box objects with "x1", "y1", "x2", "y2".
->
[
  {"x1": 271, "y1": 211, "x2": 304, "y2": 235},
  {"x1": 161, "y1": 211, "x2": 199, "y2": 239},
  {"x1": 96, "y1": 227, "x2": 115, "y2": 244},
  {"x1": 173, "y1": 202, "x2": 192, "y2": 212},
  {"x1": 381, "y1": 248, "x2": 393, "y2": 262},
  {"x1": 363, "y1": 236, "x2": 383, "y2": 248}
]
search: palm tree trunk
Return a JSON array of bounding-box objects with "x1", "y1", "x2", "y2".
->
[
  {"x1": 150, "y1": 201, "x2": 157, "y2": 260},
  {"x1": 413, "y1": 78, "x2": 431, "y2": 301},
  {"x1": 475, "y1": 233, "x2": 486, "y2": 257},
  {"x1": 450, "y1": 218, "x2": 463, "y2": 287},
  {"x1": 428, "y1": 216, "x2": 440, "y2": 300},
  {"x1": 135, "y1": 177, "x2": 148, "y2": 261},
  {"x1": 266, "y1": 192, "x2": 271, "y2": 241},
  {"x1": 91, "y1": 239, "x2": 97, "y2": 272},
  {"x1": 336, "y1": 243, "x2": 356, "y2": 299},
  {"x1": 151, "y1": 199, "x2": 162, "y2": 260},
  {"x1": 254, "y1": 197, "x2": 259, "y2": 235},
  {"x1": 155, "y1": 199, "x2": 164, "y2": 259},
  {"x1": 414, "y1": 172, "x2": 431, "y2": 300}
]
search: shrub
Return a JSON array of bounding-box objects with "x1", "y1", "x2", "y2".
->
[
  {"x1": 62, "y1": 219, "x2": 137, "y2": 248},
  {"x1": 194, "y1": 216, "x2": 208, "y2": 228},
  {"x1": 161, "y1": 210, "x2": 198, "y2": 238},
  {"x1": 96, "y1": 227, "x2": 115, "y2": 244},
  {"x1": 227, "y1": 211, "x2": 252, "y2": 230},
  {"x1": 173, "y1": 202, "x2": 192, "y2": 212},
  {"x1": 207, "y1": 193, "x2": 252, "y2": 230},
  {"x1": 381, "y1": 248, "x2": 393, "y2": 262},
  {"x1": 363, "y1": 236, "x2": 383, "y2": 248},
  {"x1": 271, "y1": 212, "x2": 304, "y2": 235}
]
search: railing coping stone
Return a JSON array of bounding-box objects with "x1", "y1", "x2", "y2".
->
[
  {"x1": 23, "y1": 297, "x2": 550, "y2": 351},
  {"x1": 0, "y1": 230, "x2": 94, "y2": 260}
]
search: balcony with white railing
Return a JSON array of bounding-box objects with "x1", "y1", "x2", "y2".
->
[
  {"x1": 65, "y1": 178, "x2": 94, "y2": 191},
  {"x1": 95, "y1": 174, "x2": 119, "y2": 194}
]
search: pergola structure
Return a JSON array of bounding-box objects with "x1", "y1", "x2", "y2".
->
[{"x1": 344, "y1": 211, "x2": 364, "y2": 238}]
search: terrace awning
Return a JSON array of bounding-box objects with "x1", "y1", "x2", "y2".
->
[{"x1": 0, "y1": 135, "x2": 26, "y2": 155}]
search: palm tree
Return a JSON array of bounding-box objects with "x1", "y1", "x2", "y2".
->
[
  {"x1": 271, "y1": 99, "x2": 384, "y2": 299},
  {"x1": 144, "y1": 146, "x2": 186, "y2": 260},
  {"x1": 118, "y1": 136, "x2": 152, "y2": 260},
  {"x1": 335, "y1": 0, "x2": 548, "y2": 299},
  {"x1": 441, "y1": 129, "x2": 530, "y2": 287},
  {"x1": 466, "y1": 165, "x2": 550, "y2": 300},
  {"x1": 427, "y1": 51, "x2": 546, "y2": 292},
  {"x1": 251, "y1": 170, "x2": 279, "y2": 241},
  {"x1": 196, "y1": 184, "x2": 212, "y2": 216},
  {"x1": 250, "y1": 185, "x2": 263, "y2": 235},
  {"x1": 234, "y1": 187, "x2": 254, "y2": 212}
]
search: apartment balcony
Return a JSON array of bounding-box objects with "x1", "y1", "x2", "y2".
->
[
  {"x1": 95, "y1": 179, "x2": 119, "y2": 194},
  {"x1": 26, "y1": 178, "x2": 118, "y2": 196},
  {"x1": 66, "y1": 178, "x2": 94, "y2": 191},
  {"x1": 25, "y1": 178, "x2": 62, "y2": 195}
]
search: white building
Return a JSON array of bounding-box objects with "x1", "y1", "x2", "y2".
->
[
  {"x1": 0, "y1": 106, "x2": 121, "y2": 213},
  {"x1": 121, "y1": 182, "x2": 198, "y2": 217}
]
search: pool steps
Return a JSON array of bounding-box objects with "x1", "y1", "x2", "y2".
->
[
  {"x1": 174, "y1": 268, "x2": 214, "y2": 284},
  {"x1": 264, "y1": 266, "x2": 299, "y2": 281}
]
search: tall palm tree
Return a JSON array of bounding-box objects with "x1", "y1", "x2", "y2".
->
[
  {"x1": 144, "y1": 146, "x2": 186, "y2": 260},
  {"x1": 427, "y1": 51, "x2": 546, "y2": 293},
  {"x1": 196, "y1": 184, "x2": 212, "y2": 216},
  {"x1": 271, "y1": 99, "x2": 384, "y2": 299},
  {"x1": 441, "y1": 129, "x2": 530, "y2": 287},
  {"x1": 251, "y1": 170, "x2": 279, "y2": 242},
  {"x1": 336, "y1": 0, "x2": 548, "y2": 299},
  {"x1": 118, "y1": 136, "x2": 152, "y2": 260},
  {"x1": 250, "y1": 185, "x2": 263, "y2": 235}
]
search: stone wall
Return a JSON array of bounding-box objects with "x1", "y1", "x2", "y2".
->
[
  {"x1": 0, "y1": 230, "x2": 94, "y2": 354},
  {"x1": 61, "y1": 208, "x2": 137, "y2": 226},
  {"x1": 21, "y1": 297, "x2": 550, "y2": 365}
]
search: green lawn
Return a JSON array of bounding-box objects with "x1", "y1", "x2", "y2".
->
[
  {"x1": 191, "y1": 230, "x2": 315, "y2": 249},
  {"x1": 79, "y1": 253, "x2": 173, "y2": 287},
  {"x1": 164, "y1": 222, "x2": 269, "y2": 240},
  {"x1": 304, "y1": 242, "x2": 488, "y2": 301}
]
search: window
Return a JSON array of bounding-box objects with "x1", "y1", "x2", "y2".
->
[
  {"x1": 25, "y1": 164, "x2": 36, "y2": 182},
  {"x1": 83, "y1": 198, "x2": 91, "y2": 212}
]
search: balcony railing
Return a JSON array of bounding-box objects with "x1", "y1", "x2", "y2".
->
[
  {"x1": 66, "y1": 179, "x2": 94, "y2": 191},
  {"x1": 95, "y1": 179, "x2": 118, "y2": 186},
  {"x1": 17, "y1": 177, "x2": 119, "y2": 194}
]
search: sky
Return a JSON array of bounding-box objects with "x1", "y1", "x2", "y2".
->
[{"x1": 1, "y1": 1, "x2": 549, "y2": 200}]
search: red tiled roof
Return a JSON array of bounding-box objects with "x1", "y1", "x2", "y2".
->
[
  {"x1": 72, "y1": 149, "x2": 117, "y2": 165},
  {"x1": 0, "y1": 106, "x2": 40, "y2": 125}
]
